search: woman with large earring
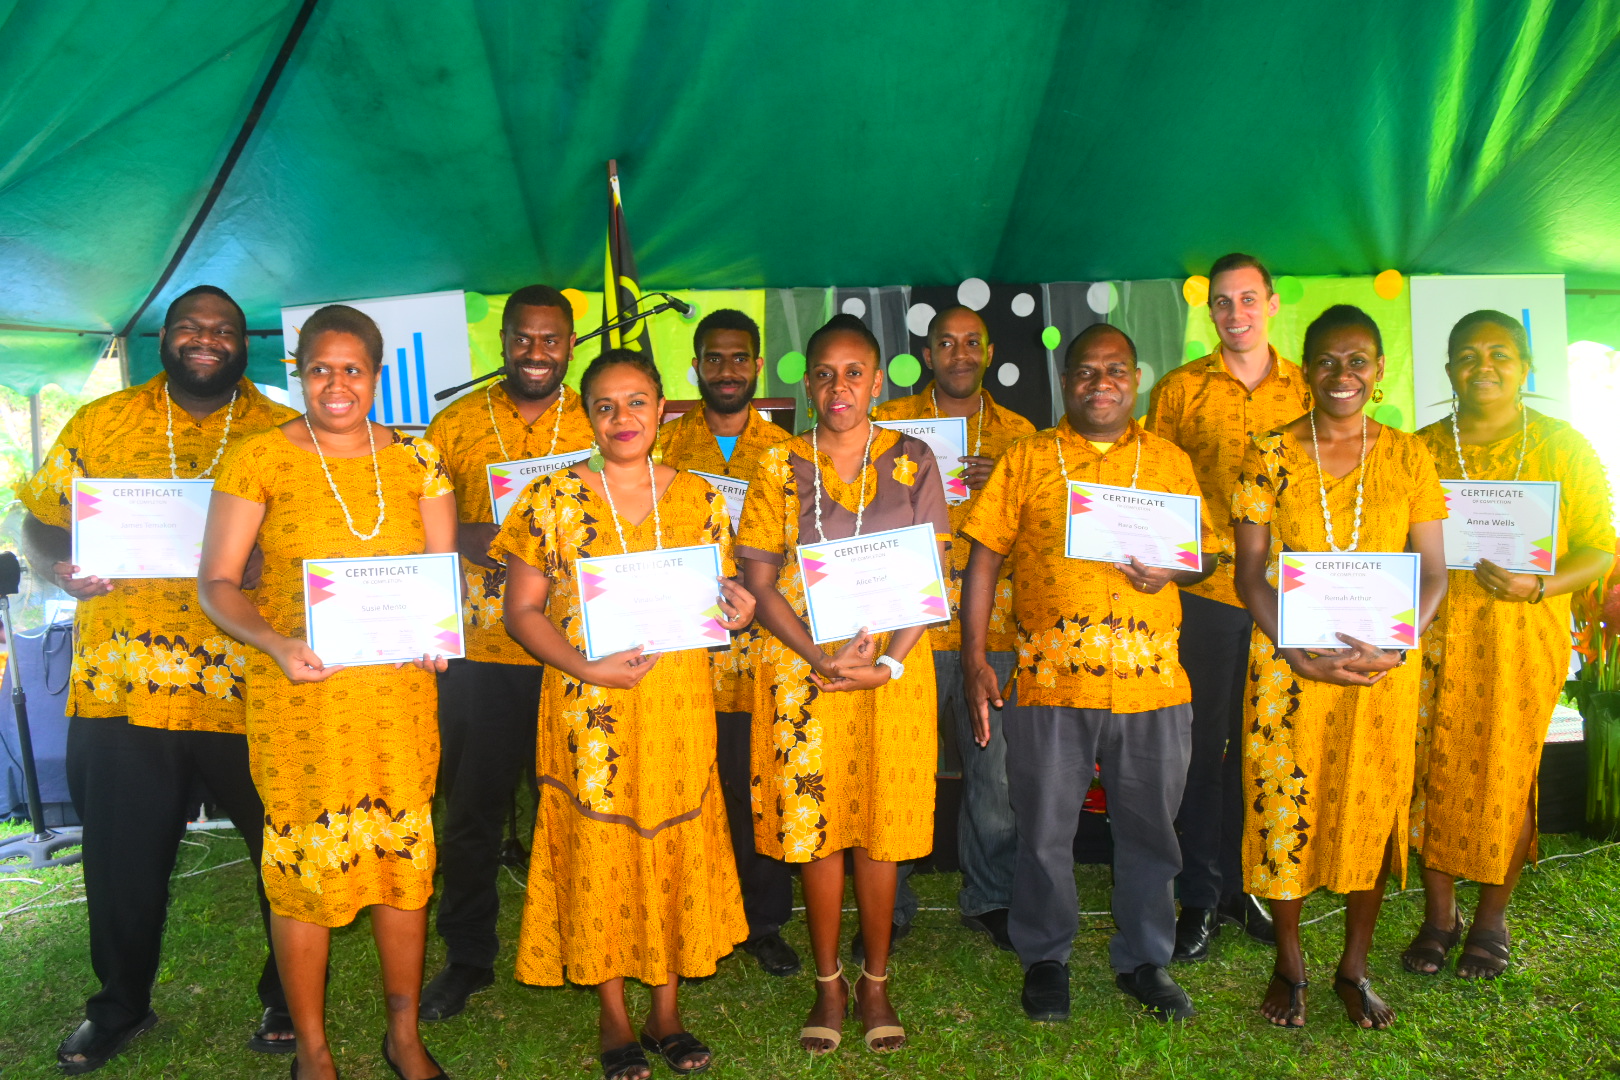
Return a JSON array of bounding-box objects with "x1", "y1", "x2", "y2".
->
[
  {"x1": 1232, "y1": 305, "x2": 1449, "y2": 1030},
  {"x1": 736, "y1": 313, "x2": 951, "y2": 1055},
  {"x1": 1403, "y1": 310, "x2": 1614, "y2": 978},
  {"x1": 199, "y1": 305, "x2": 456, "y2": 1080},
  {"x1": 497, "y1": 348, "x2": 755, "y2": 1080}
]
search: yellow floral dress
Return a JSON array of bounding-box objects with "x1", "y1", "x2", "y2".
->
[
  {"x1": 213, "y1": 427, "x2": 452, "y2": 926},
  {"x1": 1233, "y1": 427, "x2": 1447, "y2": 899},
  {"x1": 735, "y1": 429, "x2": 952, "y2": 863},
  {"x1": 492, "y1": 469, "x2": 747, "y2": 986},
  {"x1": 1411, "y1": 411, "x2": 1615, "y2": 882}
]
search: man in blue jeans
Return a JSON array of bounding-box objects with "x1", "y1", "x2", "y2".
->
[{"x1": 870, "y1": 306, "x2": 1035, "y2": 958}]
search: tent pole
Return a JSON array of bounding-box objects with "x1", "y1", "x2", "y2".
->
[
  {"x1": 116, "y1": 0, "x2": 321, "y2": 340},
  {"x1": 115, "y1": 336, "x2": 129, "y2": 389},
  {"x1": 28, "y1": 394, "x2": 41, "y2": 473}
]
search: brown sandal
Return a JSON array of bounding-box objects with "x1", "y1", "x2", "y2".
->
[
  {"x1": 1400, "y1": 910, "x2": 1462, "y2": 975},
  {"x1": 1456, "y1": 925, "x2": 1511, "y2": 979}
]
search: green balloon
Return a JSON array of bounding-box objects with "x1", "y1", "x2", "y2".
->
[
  {"x1": 1041, "y1": 325, "x2": 1062, "y2": 351},
  {"x1": 1373, "y1": 404, "x2": 1405, "y2": 429},
  {"x1": 776, "y1": 351, "x2": 807, "y2": 383},
  {"x1": 679, "y1": 299, "x2": 701, "y2": 322},
  {"x1": 1274, "y1": 276, "x2": 1305, "y2": 304},
  {"x1": 464, "y1": 292, "x2": 490, "y2": 322},
  {"x1": 1186, "y1": 339, "x2": 1208, "y2": 360},
  {"x1": 888, "y1": 353, "x2": 922, "y2": 387}
]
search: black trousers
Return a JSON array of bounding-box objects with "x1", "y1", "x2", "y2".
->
[
  {"x1": 433, "y1": 658, "x2": 543, "y2": 969},
  {"x1": 715, "y1": 710, "x2": 793, "y2": 941},
  {"x1": 1173, "y1": 593, "x2": 1253, "y2": 908},
  {"x1": 65, "y1": 716, "x2": 283, "y2": 1031}
]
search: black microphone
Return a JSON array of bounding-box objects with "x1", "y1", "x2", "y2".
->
[{"x1": 655, "y1": 293, "x2": 692, "y2": 316}]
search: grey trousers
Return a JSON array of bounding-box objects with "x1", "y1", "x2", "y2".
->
[{"x1": 1005, "y1": 701, "x2": 1193, "y2": 973}]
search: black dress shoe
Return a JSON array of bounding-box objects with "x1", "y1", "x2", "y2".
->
[
  {"x1": 961, "y1": 908, "x2": 1015, "y2": 952},
  {"x1": 1218, "y1": 893, "x2": 1277, "y2": 944},
  {"x1": 419, "y1": 962, "x2": 494, "y2": 1022},
  {"x1": 1021, "y1": 960, "x2": 1070, "y2": 1022},
  {"x1": 742, "y1": 931, "x2": 803, "y2": 976},
  {"x1": 1172, "y1": 906, "x2": 1219, "y2": 962},
  {"x1": 1115, "y1": 964, "x2": 1196, "y2": 1022},
  {"x1": 850, "y1": 919, "x2": 911, "y2": 967}
]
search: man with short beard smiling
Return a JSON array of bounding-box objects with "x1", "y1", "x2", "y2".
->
[
  {"x1": 655, "y1": 308, "x2": 800, "y2": 976},
  {"x1": 20, "y1": 285, "x2": 299, "y2": 1074},
  {"x1": 421, "y1": 284, "x2": 596, "y2": 1020}
]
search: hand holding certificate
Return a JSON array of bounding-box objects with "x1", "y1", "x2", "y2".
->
[
  {"x1": 1440, "y1": 480, "x2": 1559, "y2": 574},
  {"x1": 576, "y1": 543, "x2": 731, "y2": 660},
  {"x1": 797, "y1": 524, "x2": 949, "y2": 644},
  {"x1": 303, "y1": 553, "x2": 465, "y2": 667},
  {"x1": 1276, "y1": 552, "x2": 1420, "y2": 652},
  {"x1": 1064, "y1": 481, "x2": 1203, "y2": 571},
  {"x1": 71, "y1": 478, "x2": 214, "y2": 578}
]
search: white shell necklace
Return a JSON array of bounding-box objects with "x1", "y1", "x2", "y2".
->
[
  {"x1": 810, "y1": 419, "x2": 877, "y2": 543},
  {"x1": 930, "y1": 386, "x2": 985, "y2": 456},
  {"x1": 596, "y1": 452, "x2": 663, "y2": 554},
  {"x1": 1308, "y1": 408, "x2": 1367, "y2": 552},
  {"x1": 1451, "y1": 397, "x2": 1527, "y2": 482},
  {"x1": 1053, "y1": 423, "x2": 1142, "y2": 487},
  {"x1": 166, "y1": 387, "x2": 236, "y2": 479},
  {"x1": 304, "y1": 414, "x2": 387, "y2": 541},
  {"x1": 488, "y1": 382, "x2": 569, "y2": 460}
]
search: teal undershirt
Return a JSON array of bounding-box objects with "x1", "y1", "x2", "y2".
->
[{"x1": 715, "y1": 435, "x2": 738, "y2": 461}]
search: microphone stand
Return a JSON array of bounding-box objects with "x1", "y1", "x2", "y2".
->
[
  {"x1": 434, "y1": 294, "x2": 686, "y2": 402},
  {"x1": 0, "y1": 553, "x2": 81, "y2": 871}
]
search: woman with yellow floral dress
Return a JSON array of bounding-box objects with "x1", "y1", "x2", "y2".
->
[
  {"x1": 736, "y1": 314, "x2": 951, "y2": 1055},
  {"x1": 497, "y1": 349, "x2": 755, "y2": 1080},
  {"x1": 1232, "y1": 305, "x2": 1449, "y2": 1031},
  {"x1": 1404, "y1": 310, "x2": 1614, "y2": 979},
  {"x1": 200, "y1": 305, "x2": 456, "y2": 1080}
]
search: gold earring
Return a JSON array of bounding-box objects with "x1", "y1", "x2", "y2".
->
[{"x1": 1371, "y1": 387, "x2": 1385, "y2": 404}]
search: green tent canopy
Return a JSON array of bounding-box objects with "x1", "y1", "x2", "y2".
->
[{"x1": 3, "y1": 0, "x2": 1620, "y2": 394}]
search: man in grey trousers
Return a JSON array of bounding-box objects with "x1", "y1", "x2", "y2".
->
[{"x1": 960, "y1": 324, "x2": 1218, "y2": 1022}]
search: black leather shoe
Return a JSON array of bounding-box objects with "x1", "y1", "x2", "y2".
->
[
  {"x1": 1172, "y1": 906, "x2": 1219, "y2": 962},
  {"x1": 850, "y1": 919, "x2": 911, "y2": 967},
  {"x1": 742, "y1": 931, "x2": 802, "y2": 976},
  {"x1": 1218, "y1": 893, "x2": 1277, "y2": 944},
  {"x1": 1115, "y1": 963, "x2": 1196, "y2": 1022},
  {"x1": 1021, "y1": 960, "x2": 1070, "y2": 1022},
  {"x1": 419, "y1": 962, "x2": 494, "y2": 1022},
  {"x1": 961, "y1": 908, "x2": 1015, "y2": 952}
]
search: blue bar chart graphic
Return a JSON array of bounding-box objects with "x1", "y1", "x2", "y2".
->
[{"x1": 370, "y1": 331, "x2": 430, "y2": 424}]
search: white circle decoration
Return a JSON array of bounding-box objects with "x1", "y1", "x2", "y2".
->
[
  {"x1": 906, "y1": 302, "x2": 936, "y2": 339},
  {"x1": 1011, "y1": 292, "x2": 1036, "y2": 317},
  {"x1": 841, "y1": 296, "x2": 867, "y2": 318},
  {"x1": 1086, "y1": 281, "x2": 1118, "y2": 314},
  {"x1": 685, "y1": 366, "x2": 700, "y2": 386},
  {"x1": 996, "y1": 363, "x2": 1020, "y2": 387},
  {"x1": 1137, "y1": 361, "x2": 1156, "y2": 395},
  {"x1": 957, "y1": 277, "x2": 992, "y2": 311}
]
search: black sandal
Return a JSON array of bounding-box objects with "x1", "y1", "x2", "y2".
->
[
  {"x1": 56, "y1": 1011, "x2": 158, "y2": 1076},
  {"x1": 1333, "y1": 972, "x2": 1394, "y2": 1029},
  {"x1": 249, "y1": 1006, "x2": 298, "y2": 1054},
  {"x1": 638, "y1": 1029, "x2": 712, "y2": 1074},
  {"x1": 1457, "y1": 924, "x2": 1511, "y2": 979},
  {"x1": 1400, "y1": 911, "x2": 1462, "y2": 975},
  {"x1": 601, "y1": 1041, "x2": 652, "y2": 1080},
  {"x1": 1263, "y1": 969, "x2": 1308, "y2": 1028},
  {"x1": 381, "y1": 1032, "x2": 447, "y2": 1079}
]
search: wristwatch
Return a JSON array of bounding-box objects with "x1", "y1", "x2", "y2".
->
[{"x1": 875, "y1": 654, "x2": 905, "y2": 681}]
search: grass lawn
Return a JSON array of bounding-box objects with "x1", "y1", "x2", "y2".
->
[{"x1": 1, "y1": 821, "x2": 1618, "y2": 1079}]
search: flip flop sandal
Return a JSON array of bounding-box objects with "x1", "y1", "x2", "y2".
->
[
  {"x1": 1456, "y1": 925, "x2": 1511, "y2": 979},
  {"x1": 799, "y1": 961, "x2": 849, "y2": 1054},
  {"x1": 1333, "y1": 973, "x2": 1393, "y2": 1030},
  {"x1": 1400, "y1": 911, "x2": 1463, "y2": 975},
  {"x1": 854, "y1": 965, "x2": 905, "y2": 1053},
  {"x1": 1264, "y1": 969, "x2": 1309, "y2": 1029},
  {"x1": 601, "y1": 1041, "x2": 651, "y2": 1080},
  {"x1": 638, "y1": 1029, "x2": 712, "y2": 1075},
  {"x1": 56, "y1": 1011, "x2": 158, "y2": 1076},
  {"x1": 248, "y1": 1006, "x2": 297, "y2": 1054}
]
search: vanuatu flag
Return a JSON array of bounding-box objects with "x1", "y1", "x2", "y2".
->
[{"x1": 605, "y1": 159, "x2": 652, "y2": 358}]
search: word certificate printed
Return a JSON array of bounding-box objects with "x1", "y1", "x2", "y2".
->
[
  {"x1": 1440, "y1": 480, "x2": 1559, "y2": 574},
  {"x1": 303, "y1": 553, "x2": 465, "y2": 666},
  {"x1": 1065, "y1": 482, "x2": 1203, "y2": 571},
  {"x1": 797, "y1": 524, "x2": 948, "y2": 645},
  {"x1": 576, "y1": 544, "x2": 729, "y2": 660},
  {"x1": 1276, "y1": 552, "x2": 1420, "y2": 651},
  {"x1": 71, "y1": 478, "x2": 213, "y2": 578}
]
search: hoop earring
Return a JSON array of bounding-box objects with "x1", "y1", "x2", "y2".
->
[{"x1": 1371, "y1": 387, "x2": 1385, "y2": 404}]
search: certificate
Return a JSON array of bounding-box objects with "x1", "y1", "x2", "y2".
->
[
  {"x1": 797, "y1": 524, "x2": 948, "y2": 645},
  {"x1": 303, "y1": 553, "x2": 465, "y2": 666},
  {"x1": 70, "y1": 478, "x2": 213, "y2": 579},
  {"x1": 690, "y1": 471, "x2": 749, "y2": 529},
  {"x1": 1065, "y1": 482, "x2": 1203, "y2": 571},
  {"x1": 486, "y1": 450, "x2": 594, "y2": 524},
  {"x1": 577, "y1": 543, "x2": 728, "y2": 660},
  {"x1": 874, "y1": 416, "x2": 969, "y2": 503},
  {"x1": 1440, "y1": 480, "x2": 1559, "y2": 574},
  {"x1": 1276, "y1": 552, "x2": 1420, "y2": 651}
]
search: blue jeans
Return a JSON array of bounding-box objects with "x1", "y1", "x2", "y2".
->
[{"x1": 895, "y1": 649, "x2": 1019, "y2": 923}]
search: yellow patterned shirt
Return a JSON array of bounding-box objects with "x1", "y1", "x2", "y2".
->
[
  {"x1": 1146, "y1": 347, "x2": 1308, "y2": 608},
  {"x1": 873, "y1": 389, "x2": 1036, "y2": 651},
  {"x1": 424, "y1": 382, "x2": 595, "y2": 664},
  {"x1": 962, "y1": 419, "x2": 1219, "y2": 712},
  {"x1": 17, "y1": 374, "x2": 297, "y2": 733},
  {"x1": 656, "y1": 405, "x2": 791, "y2": 711}
]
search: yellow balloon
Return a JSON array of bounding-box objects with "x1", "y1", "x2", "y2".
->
[
  {"x1": 1373, "y1": 269, "x2": 1404, "y2": 300},
  {"x1": 1183, "y1": 275, "x2": 1209, "y2": 306},
  {"x1": 561, "y1": 288, "x2": 591, "y2": 320}
]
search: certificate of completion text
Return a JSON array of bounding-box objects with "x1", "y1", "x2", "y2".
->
[
  {"x1": 303, "y1": 553, "x2": 466, "y2": 666},
  {"x1": 71, "y1": 478, "x2": 213, "y2": 579},
  {"x1": 1276, "y1": 552, "x2": 1420, "y2": 651},
  {"x1": 1440, "y1": 480, "x2": 1559, "y2": 574},
  {"x1": 1065, "y1": 482, "x2": 1203, "y2": 571},
  {"x1": 797, "y1": 524, "x2": 948, "y2": 645},
  {"x1": 576, "y1": 543, "x2": 729, "y2": 661}
]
